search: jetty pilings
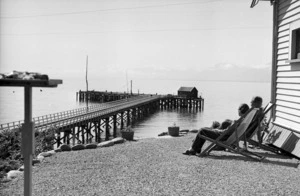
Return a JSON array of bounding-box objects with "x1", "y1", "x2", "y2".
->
[
  {"x1": 54, "y1": 98, "x2": 161, "y2": 147},
  {"x1": 159, "y1": 96, "x2": 204, "y2": 110}
]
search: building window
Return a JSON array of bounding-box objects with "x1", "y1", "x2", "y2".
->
[
  {"x1": 287, "y1": 20, "x2": 300, "y2": 64},
  {"x1": 291, "y1": 28, "x2": 300, "y2": 60}
]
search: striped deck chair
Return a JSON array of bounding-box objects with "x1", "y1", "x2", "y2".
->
[
  {"x1": 246, "y1": 103, "x2": 283, "y2": 154},
  {"x1": 246, "y1": 102, "x2": 273, "y2": 142},
  {"x1": 199, "y1": 108, "x2": 265, "y2": 161}
]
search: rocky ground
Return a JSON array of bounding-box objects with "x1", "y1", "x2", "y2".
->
[{"x1": 1, "y1": 133, "x2": 300, "y2": 196}]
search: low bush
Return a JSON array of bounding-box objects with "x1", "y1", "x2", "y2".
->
[
  {"x1": 35, "y1": 128, "x2": 56, "y2": 155},
  {"x1": 0, "y1": 127, "x2": 56, "y2": 179}
]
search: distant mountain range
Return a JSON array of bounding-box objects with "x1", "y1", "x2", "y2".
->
[
  {"x1": 159, "y1": 63, "x2": 272, "y2": 83},
  {"x1": 197, "y1": 66, "x2": 272, "y2": 83},
  {"x1": 82, "y1": 63, "x2": 272, "y2": 83}
]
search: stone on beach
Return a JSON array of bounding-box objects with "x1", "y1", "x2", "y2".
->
[
  {"x1": 158, "y1": 132, "x2": 168, "y2": 136},
  {"x1": 59, "y1": 144, "x2": 72, "y2": 151},
  {"x1": 97, "y1": 141, "x2": 114, "y2": 148},
  {"x1": 18, "y1": 165, "x2": 24, "y2": 171},
  {"x1": 38, "y1": 151, "x2": 54, "y2": 158},
  {"x1": 32, "y1": 159, "x2": 41, "y2": 165},
  {"x1": 180, "y1": 129, "x2": 189, "y2": 133},
  {"x1": 37, "y1": 155, "x2": 44, "y2": 161},
  {"x1": 47, "y1": 150, "x2": 56, "y2": 155},
  {"x1": 54, "y1": 148, "x2": 62, "y2": 153},
  {"x1": 190, "y1": 129, "x2": 198, "y2": 133},
  {"x1": 72, "y1": 144, "x2": 86, "y2": 151},
  {"x1": 111, "y1": 137, "x2": 125, "y2": 144},
  {"x1": 85, "y1": 143, "x2": 98, "y2": 149},
  {"x1": 7, "y1": 170, "x2": 23, "y2": 180}
]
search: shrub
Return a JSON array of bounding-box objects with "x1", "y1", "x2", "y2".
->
[
  {"x1": 0, "y1": 127, "x2": 56, "y2": 178},
  {"x1": 0, "y1": 128, "x2": 21, "y2": 161},
  {"x1": 35, "y1": 129, "x2": 56, "y2": 155}
]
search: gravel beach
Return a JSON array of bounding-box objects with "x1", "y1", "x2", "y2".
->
[{"x1": 1, "y1": 133, "x2": 300, "y2": 196}]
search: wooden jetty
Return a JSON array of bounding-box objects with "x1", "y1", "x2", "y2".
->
[
  {"x1": 160, "y1": 96, "x2": 204, "y2": 110},
  {"x1": 76, "y1": 90, "x2": 204, "y2": 109},
  {"x1": 76, "y1": 90, "x2": 141, "y2": 102},
  {"x1": 0, "y1": 95, "x2": 204, "y2": 148}
]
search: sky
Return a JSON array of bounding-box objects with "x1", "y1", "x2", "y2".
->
[{"x1": 0, "y1": 0, "x2": 274, "y2": 91}]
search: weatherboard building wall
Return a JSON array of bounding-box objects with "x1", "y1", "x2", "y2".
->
[{"x1": 268, "y1": 0, "x2": 300, "y2": 157}]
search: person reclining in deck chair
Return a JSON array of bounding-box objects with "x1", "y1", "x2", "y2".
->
[
  {"x1": 244, "y1": 97, "x2": 268, "y2": 147},
  {"x1": 183, "y1": 103, "x2": 250, "y2": 155},
  {"x1": 183, "y1": 96, "x2": 263, "y2": 155}
]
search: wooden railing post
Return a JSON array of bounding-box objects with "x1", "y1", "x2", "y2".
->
[
  {"x1": 105, "y1": 117, "x2": 110, "y2": 141},
  {"x1": 120, "y1": 112, "x2": 124, "y2": 130},
  {"x1": 113, "y1": 115, "x2": 117, "y2": 138}
]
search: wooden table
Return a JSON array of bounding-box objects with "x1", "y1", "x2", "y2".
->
[{"x1": 0, "y1": 79, "x2": 62, "y2": 196}]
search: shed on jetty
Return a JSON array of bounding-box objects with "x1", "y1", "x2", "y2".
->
[
  {"x1": 177, "y1": 87, "x2": 198, "y2": 98},
  {"x1": 253, "y1": 0, "x2": 300, "y2": 158}
]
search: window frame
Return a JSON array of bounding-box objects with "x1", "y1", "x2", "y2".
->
[{"x1": 286, "y1": 20, "x2": 300, "y2": 64}]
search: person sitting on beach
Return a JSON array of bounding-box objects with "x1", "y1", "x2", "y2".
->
[
  {"x1": 245, "y1": 96, "x2": 265, "y2": 139},
  {"x1": 210, "y1": 121, "x2": 220, "y2": 129},
  {"x1": 183, "y1": 101, "x2": 253, "y2": 155}
]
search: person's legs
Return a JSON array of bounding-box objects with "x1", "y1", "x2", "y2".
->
[{"x1": 191, "y1": 127, "x2": 221, "y2": 153}]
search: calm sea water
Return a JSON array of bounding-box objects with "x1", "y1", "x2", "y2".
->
[{"x1": 0, "y1": 78, "x2": 270, "y2": 139}]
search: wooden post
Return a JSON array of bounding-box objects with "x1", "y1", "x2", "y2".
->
[
  {"x1": 172, "y1": 98, "x2": 175, "y2": 109},
  {"x1": 270, "y1": 1, "x2": 278, "y2": 119},
  {"x1": 63, "y1": 131, "x2": 66, "y2": 144},
  {"x1": 22, "y1": 85, "x2": 34, "y2": 196},
  {"x1": 81, "y1": 125, "x2": 85, "y2": 144},
  {"x1": 0, "y1": 78, "x2": 62, "y2": 196},
  {"x1": 127, "y1": 110, "x2": 130, "y2": 126},
  {"x1": 113, "y1": 115, "x2": 117, "y2": 137},
  {"x1": 94, "y1": 122, "x2": 98, "y2": 142},
  {"x1": 105, "y1": 117, "x2": 110, "y2": 140},
  {"x1": 86, "y1": 123, "x2": 90, "y2": 143},
  {"x1": 132, "y1": 109, "x2": 136, "y2": 124},
  {"x1": 86, "y1": 55, "x2": 89, "y2": 110},
  {"x1": 120, "y1": 112, "x2": 124, "y2": 130},
  {"x1": 63, "y1": 129, "x2": 71, "y2": 144},
  {"x1": 137, "y1": 107, "x2": 140, "y2": 119},
  {"x1": 99, "y1": 121, "x2": 102, "y2": 142},
  {"x1": 96, "y1": 119, "x2": 101, "y2": 142},
  {"x1": 56, "y1": 131, "x2": 61, "y2": 148},
  {"x1": 71, "y1": 127, "x2": 74, "y2": 145},
  {"x1": 76, "y1": 126, "x2": 81, "y2": 143}
]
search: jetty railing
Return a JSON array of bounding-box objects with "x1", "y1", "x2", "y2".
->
[
  {"x1": 0, "y1": 95, "x2": 156, "y2": 132},
  {"x1": 37, "y1": 95, "x2": 161, "y2": 131}
]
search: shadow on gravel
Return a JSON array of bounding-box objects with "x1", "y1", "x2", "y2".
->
[
  {"x1": 255, "y1": 152, "x2": 293, "y2": 160},
  {"x1": 199, "y1": 154, "x2": 300, "y2": 168},
  {"x1": 262, "y1": 159, "x2": 300, "y2": 168},
  {"x1": 157, "y1": 135, "x2": 186, "y2": 139},
  {"x1": 128, "y1": 139, "x2": 139, "y2": 142}
]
